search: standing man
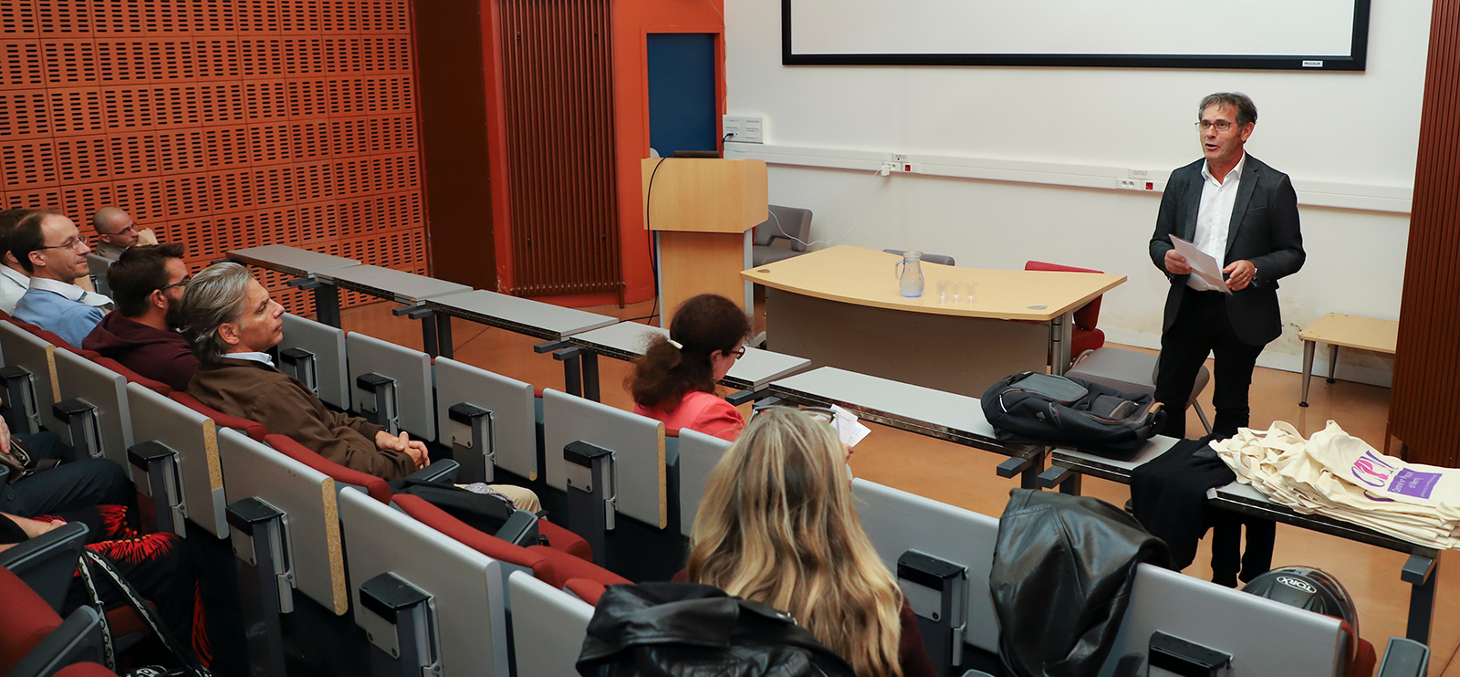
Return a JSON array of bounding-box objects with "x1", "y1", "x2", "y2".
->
[
  {"x1": 1149, "y1": 92, "x2": 1305, "y2": 440},
  {"x1": 10, "y1": 210, "x2": 113, "y2": 347},
  {"x1": 91, "y1": 206, "x2": 158, "y2": 261}
]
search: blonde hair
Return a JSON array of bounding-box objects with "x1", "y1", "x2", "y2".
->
[{"x1": 686, "y1": 408, "x2": 905, "y2": 677}]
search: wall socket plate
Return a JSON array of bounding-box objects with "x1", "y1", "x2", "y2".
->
[
  {"x1": 740, "y1": 116, "x2": 763, "y2": 143},
  {"x1": 722, "y1": 115, "x2": 744, "y2": 140}
]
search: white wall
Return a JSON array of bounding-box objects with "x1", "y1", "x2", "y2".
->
[{"x1": 724, "y1": 1, "x2": 1429, "y2": 386}]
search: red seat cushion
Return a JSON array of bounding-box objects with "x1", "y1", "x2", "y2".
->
[
  {"x1": 55, "y1": 663, "x2": 120, "y2": 677},
  {"x1": 263, "y1": 434, "x2": 393, "y2": 503},
  {"x1": 392, "y1": 494, "x2": 563, "y2": 586},
  {"x1": 563, "y1": 578, "x2": 610, "y2": 606},
  {"x1": 0, "y1": 567, "x2": 64, "y2": 675},
  {"x1": 91, "y1": 356, "x2": 172, "y2": 396},
  {"x1": 170, "y1": 391, "x2": 268, "y2": 441},
  {"x1": 530, "y1": 546, "x2": 631, "y2": 588},
  {"x1": 538, "y1": 519, "x2": 591, "y2": 560}
]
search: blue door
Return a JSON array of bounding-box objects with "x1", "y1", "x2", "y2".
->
[{"x1": 646, "y1": 33, "x2": 717, "y2": 157}]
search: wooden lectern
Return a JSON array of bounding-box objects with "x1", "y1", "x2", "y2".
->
[{"x1": 642, "y1": 158, "x2": 768, "y2": 327}]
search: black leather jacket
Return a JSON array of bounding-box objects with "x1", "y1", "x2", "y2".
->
[
  {"x1": 576, "y1": 582, "x2": 857, "y2": 677},
  {"x1": 991, "y1": 489, "x2": 1171, "y2": 677}
]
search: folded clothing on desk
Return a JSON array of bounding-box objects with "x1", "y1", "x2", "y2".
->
[
  {"x1": 1214, "y1": 421, "x2": 1460, "y2": 550},
  {"x1": 1131, "y1": 437, "x2": 1236, "y2": 570}
]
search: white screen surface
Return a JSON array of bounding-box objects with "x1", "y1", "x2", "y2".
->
[{"x1": 787, "y1": 0, "x2": 1366, "y2": 68}]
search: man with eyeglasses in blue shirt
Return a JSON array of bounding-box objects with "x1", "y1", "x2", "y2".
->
[{"x1": 9, "y1": 210, "x2": 114, "y2": 347}]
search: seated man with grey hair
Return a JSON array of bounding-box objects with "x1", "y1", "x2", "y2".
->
[{"x1": 177, "y1": 262, "x2": 539, "y2": 510}]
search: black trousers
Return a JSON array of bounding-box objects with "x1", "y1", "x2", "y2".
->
[
  {"x1": 0, "y1": 432, "x2": 135, "y2": 517},
  {"x1": 1154, "y1": 288, "x2": 1275, "y2": 584},
  {"x1": 1154, "y1": 287, "x2": 1266, "y2": 439}
]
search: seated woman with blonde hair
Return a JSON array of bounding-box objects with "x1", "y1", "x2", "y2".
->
[
  {"x1": 684, "y1": 407, "x2": 937, "y2": 677},
  {"x1": 628, "y1": 293, "x2": 751, "y2": 441}
]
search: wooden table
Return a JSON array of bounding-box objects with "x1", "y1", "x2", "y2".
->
[
  {"x1": 1298, "y1": 313, "x2": 1399, "y2": 406},
  {"x1": 741, "y1": 246, "x2": 1125, "y2": 398}
]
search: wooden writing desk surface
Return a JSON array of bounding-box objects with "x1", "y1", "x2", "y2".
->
[
  {"x1": 740, "y1": 245, "x2": 1126, "y2": 322},
  {"x1": 1298, "y1": 313, "x2": 1399, "y2": 354}
]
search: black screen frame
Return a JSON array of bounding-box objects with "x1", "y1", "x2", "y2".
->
[{"x1": 781, "y1": 0, "x2": 1371, "y2": 71}]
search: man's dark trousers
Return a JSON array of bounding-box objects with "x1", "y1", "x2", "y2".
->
[{"x1": 1155, "y1": 287, "x2": 1266, "y2": 440}]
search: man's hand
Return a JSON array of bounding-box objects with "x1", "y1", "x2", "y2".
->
[
  {"x1": 3, "y1": 512, "x2": 65, "y2": 539},
  {"x1": 1223, "y1": 259, "x2": 1256, "y2": 291},
  {"x1": 1163, "y1": 249, "x2": 1192, "y2": 275},
  {"x1": 137, "y1": 228, "x2": 159, "y2": 246},
  {"x1": 376, "y1": 430, "x2": 430, "y2": 468},
  {"x1": 0, "y1": 398, "x2": 10, "y2": 454}
]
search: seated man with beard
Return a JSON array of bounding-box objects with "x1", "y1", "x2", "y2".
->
[{"x1": 83, "y1": 243, "x2": 199, "y2": 392}]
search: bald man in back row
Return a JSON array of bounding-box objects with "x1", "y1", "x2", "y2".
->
[{"x1": 91, "y1": 206, "x2": 158, "y2": 262}]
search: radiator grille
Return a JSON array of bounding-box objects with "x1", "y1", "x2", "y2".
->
[
  {"x1": 499, "y1": 0, "x2": 623, "y2": 298},
  {"x1": 1390, "y1": 0, "x2": 1460, "y2": 467},
  {"x1": 0, "y1": 0, "x2": 427, "y2": 316}
]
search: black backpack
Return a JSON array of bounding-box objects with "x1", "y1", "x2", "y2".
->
[{"x1": 981, "y1": 372, "x2": 1166, "y2": 459}]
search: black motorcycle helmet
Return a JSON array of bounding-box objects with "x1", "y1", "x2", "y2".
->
[{"x1": 1241, "y1": 566, "x2": 1360, "y2": 638}]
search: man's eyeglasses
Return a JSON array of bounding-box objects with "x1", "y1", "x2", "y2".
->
[
  {"x1": 157, "y1": 275, "x2": 191, "y2": 292},
  {"x1": 1195, "y1": 120, "x2": 1239, "y2": 132},
  {"x1": 37, "y1": 235, "x2": 88, "y2": 252}
]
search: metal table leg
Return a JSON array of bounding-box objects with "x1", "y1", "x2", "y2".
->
[
  {"x1": 1300, "y1": 340, "x2": 1315, "y2": 407},
  {"x1": 1401, "y1": 553, "x2": 1437, "y2": 644},
  {"x1": 1327, "y1": 344, "x2": 1339, "y2": 384},
  {"x1": 1050, "y1": 311, "x2": 1074, "y2": 375}
]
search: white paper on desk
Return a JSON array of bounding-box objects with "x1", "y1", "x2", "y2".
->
[
  {"x1": 830, "y1": 404, "x2": 872, "y2": 447},
  {"x1": 1170, "y1": 235, "x2": 1231, "y2": 294}
]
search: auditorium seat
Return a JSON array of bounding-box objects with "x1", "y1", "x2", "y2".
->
[
  {"x1": 563, "y1": 578, "x2": 611, "y2": 605},
  {"x1": 169, "y1": 391, "x2": 268, "y2": 441},
  {"x1": 91, "y1": 356, "x2": 172, "y2": 395},
  {"x1": 393, "y1": 494, "x2": 620, "y2": 587}
]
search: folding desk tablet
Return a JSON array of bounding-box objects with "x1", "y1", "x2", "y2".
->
[
  {"x1": 0, "y1": 321, "x2": 61, "y2": 436},
  {"x1": 423, "y1": 289, "x2": 617, "y2": 398},
  {"x1": 126, "y1": 382, "x2": 227, "y2": 538},
  {"x1": 768, "y1": 366, "x2": 1046, "y2": 486},
  {"x1": 313, "y1": 265, "x2": 471, "y2": 358},
  {"x1": 853, "y1": 478, "x2": 1001, "y2": 675},
  {"x1": 507, "y1": 571, "x2": 594, "y2": 677},
  {"x1": 742, "y1": 246, "x2": 1125, "y2": 397},
  {"x1": 227, "y1": 245, "x2": 361, "y2": 327},
  {"x1": 676, "y1": 428, "x2": 733, "y2": 538},
  {"x1": 1047, "y1": 441, "x2": 1442, "y2": 644},
  {"x1": 567, "y1": 320, "x2": 811, "y2": 402},
  {"x1": 52, "y1": 348, "x2": 133, "y2": 472},
  {"x1": 541, "y1": 388, "x2": 672, "y2": 579},
  {"x1": 434, "y1": 357, "x2": 538, "y2": 484},
  {"x1": 216, "y1": 428, "x2": 348, "y2": 676},
  {"x1": 346, "y1": 331, "x2": 435, "y2": 442},
  {"x1": 1210, "y1": 481, "x2": 1441, "y2": 644},
  {"x1": 216, "y1": 428, "x2": 347, "y2": 615},
  {"x1": 279, "y1": 313, "x2": 350, "y2": 410},
  {"x1": 1103, "y1": 563, "x2": 1345, "y2": 677},
  {"x1": 338, "y1": 487, "x2": 509, "y2": 677}
]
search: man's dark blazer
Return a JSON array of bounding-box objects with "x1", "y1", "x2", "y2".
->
[{"x1": 1148, "y1": 155, "x2": 1305, "y2": 347}]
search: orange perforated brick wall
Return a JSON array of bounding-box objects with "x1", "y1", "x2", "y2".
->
[{"x1": 0, "y1": 0, "x2": 426, "y2": 315}]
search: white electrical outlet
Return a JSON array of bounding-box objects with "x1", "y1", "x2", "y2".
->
[
  {"x1": 722, "y1": 115, "x2": 744, "y2": 140},
  {"x1": 892, "y1": 154, "x2": 909, "y2": 163},
  {"x1": 741, "y1": 116, "x2": 764, "y2": 143},
  {"x1": 1118, "y1": 179, "x2": 1141, "y2": 190}
]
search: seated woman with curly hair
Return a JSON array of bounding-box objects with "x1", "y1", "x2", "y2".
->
[
  {"x1": 627, "y1": 293, "x2": 751, "y2": 441},
  {"x1": 683, "y1": 407, "x2": 936, "y2": 677}
]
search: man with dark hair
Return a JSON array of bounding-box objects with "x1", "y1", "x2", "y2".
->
[
  {"x1": 10, "y1": 210, "x2": 112, "y2": 346},
  {"x1": 0, "y1": 208, "x2": 34, "y2": 314},
  {"x1": 82, "y1": 243, "x2": 199, "y2": 392},
  {"x1": 1148, "y1": 92, "x2": 1304, "y2": 588},
  {"x1": 90, "y1": 206, "x2": 157, "y2": 261}
]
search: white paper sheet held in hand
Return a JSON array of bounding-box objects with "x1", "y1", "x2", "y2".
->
[
  {"x1": 829, "y1": 404, "x2": 872, "y2": 447},
  {"x1": 1170, "y1": 235, "x2": 1231, "y2": 294}
]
